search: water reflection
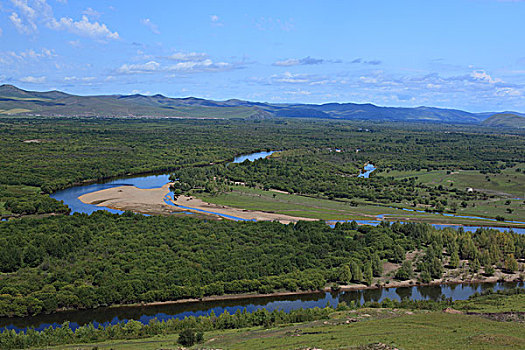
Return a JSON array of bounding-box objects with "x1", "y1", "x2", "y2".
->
[
  {"x1": 233, "y1": 150, "x2": 277, "y2": 163},
  {"x1": 358, "y1": 163, "x2": 377, "y2": 178},
  {"x1": 1, "y1": 282, "x2": 522, "y2": 334}
]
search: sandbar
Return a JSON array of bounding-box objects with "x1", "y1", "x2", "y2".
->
[{"x1": 78, "y1": 183, "x2": 315, "y2": 224}]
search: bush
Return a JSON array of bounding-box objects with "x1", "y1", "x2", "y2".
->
[{"x1": 178, "y1": 328, "x2": 197, "y2": 346}]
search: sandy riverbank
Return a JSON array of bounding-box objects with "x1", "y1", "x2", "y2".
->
[
  {"x1": 78, "y1": 183, "x2": 179, "y2": 216},
  {"x1": 78, "y1": 183, "x2": 315, "y2": 224}
]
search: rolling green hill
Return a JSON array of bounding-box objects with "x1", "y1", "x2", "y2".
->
[
  {"x1": 482, "y1": 113, "x2": 525, "y2": 128},
  {"x1": 0, "y1": 85, "x2": 262, "y2": 119}
]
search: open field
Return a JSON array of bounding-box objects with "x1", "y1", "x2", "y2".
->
[
  {"x1": 379, "y1": 167, "x2": 525, "y2": 198},
  {"x1": 454, "y1": 293, "x2": 525, "y2": 313},
  {"x1": 202, "y1": 312, "x2": 525, "y2": 350},
  {"x1": 195, "y1": 185, "x2": 525, "y2": 227}
]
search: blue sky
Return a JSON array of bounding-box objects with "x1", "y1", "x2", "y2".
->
[{"x1": 0, "y1": 0, "x2": 524, "y2": 112}]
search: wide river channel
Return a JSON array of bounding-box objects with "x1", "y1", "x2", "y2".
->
[{"x1": 3, "y1": 150, "x2": 522, "y2": 333}]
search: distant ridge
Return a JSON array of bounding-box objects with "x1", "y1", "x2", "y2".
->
[
  {"x1": 0, "y1": 84, "x2": 521, "y2": 124},
  {"x1": 482, "y1": 113, "x2": 525, "y2": 128}
]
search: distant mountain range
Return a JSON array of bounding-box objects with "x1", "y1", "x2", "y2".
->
[{"x1": 1, "y1": 84, "x2": 523, "y2": 126}]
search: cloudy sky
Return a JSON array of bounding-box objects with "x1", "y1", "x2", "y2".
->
[{"x1": 1, "y1": 0, "x2": 524, "y2": 112}]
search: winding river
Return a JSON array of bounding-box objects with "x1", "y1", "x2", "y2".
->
[
  {"x1": 50, "y1": 153, "x2": 525, "y2": 233},
  {"x1": 2, "y1": 151, "x2": 517, "y2": 333}
]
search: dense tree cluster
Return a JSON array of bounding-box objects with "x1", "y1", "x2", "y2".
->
[
  {"x1": 172, "y1": 152, "x2": 482, "y2": 206},
  {"x1": 0, "y1": 185, "x2": 69, "y2": 216},
  {"x1": 0, "y1": 214, "x2": 523, "y2": 318}
]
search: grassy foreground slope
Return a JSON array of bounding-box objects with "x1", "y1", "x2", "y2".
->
[
  {"x1": 37, "y1": 313, "x2": 525, "y2": 349},
  {"x1": 203, "y1": 312, "x2": 525, "y2": 350}
]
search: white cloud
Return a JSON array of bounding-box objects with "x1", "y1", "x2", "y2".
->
[
  {"x1": 117, "y1": 61, "x2": 161, "y2": 74},
  {"x1": 273, "y1": 57, "x2": 326, "y2": 67},
  {"x1": 166, "y1": 52, "x2": 208, "y2": 61},
  {"x1": 116, "y1": 52, "x2": 240, "y2": 75},
  {"x1": 82, "y1": 7, "x2": 101, "y2": 18},
  {"x1": 210, "y1": 14, "x2": 223, "y2": 26},
  {"x1": 271, "y1": 72, "x2": 316, "y2": 84},
  {"x1": 140, "y1": 18, "x2": 160, "y2": 34},
  {"x1": 10, "y1": 11, "x2": 34, "y2": 34},
  {"x1": 273, "y1": 58, "x2": 300, "y2": 66},
  {"x1": 495, "y1": 87, "x2": 521, "y2": 96},
  {"x1": 131, "y1": 89, "x2": 152, "y2": 95},
  {"x1": 0, "y1": 27, "x2": 3, "y2": 36},
  {"x1": 2, "y1": 48, "x2": 56, "y2": 64},
  {"x1": 9, "y1": 0, "x2": 119, "y2": 40},
  {"x1": 249, "y1": 67, "x2": 524, "y2": 110},
  {"x1": 20, "y1": 75, "x2": 46, "y2": 83},
  {"x1": 68, "y1": 39, "x2": 81, "y2": 47},
  {"x1": 284, "y1": 90, "x2": 312, "y2": 96},
  {"x1": 168, "y1": 59, "x2": 231, "y2": 72},
  {"x1": 48, "y1": 15, "x2": 119, "y2": 40},
  {"x1": 9, "y1": 0, "x2": 53, "y2": 34},
  {"x1": 64, "y1": 76, "x2": 95, "y2": 82},
  {"x1": 19, "y1": 48, "x2": 55, "y2": 59},
  {"x1": 470, "y1": 70, "x2": 502, "y2": 84},
  {"x1": 359, "y1": 76, "x2": 378, "y2": 84}
]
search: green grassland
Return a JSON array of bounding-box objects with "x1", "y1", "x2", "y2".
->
[
  {"x1": 379, "y1": 167, "x2": 525, "y2": 198},
  {"x1": 455, "y1": 293, "x2": 525, "y2": 313},
  {"x1": 378, "y1": 167, "x2": 525, "y2": 222},
  {"x1": 196, "y1": 184, "x2": 525, "y2": 226},
  {"x1": 202, "y1": 312, "x2": 525, "y2": 350}
]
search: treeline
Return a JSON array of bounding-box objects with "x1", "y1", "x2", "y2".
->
[
  {"x1": 1, "y1": 287, "x2": 522, "y2": 349},
  {"x1": 0, "y1": 307, "x2": 331, "y2": 349},
  {"x1": 0, "y1": 213, "x2": 523, "y2": 318}
]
